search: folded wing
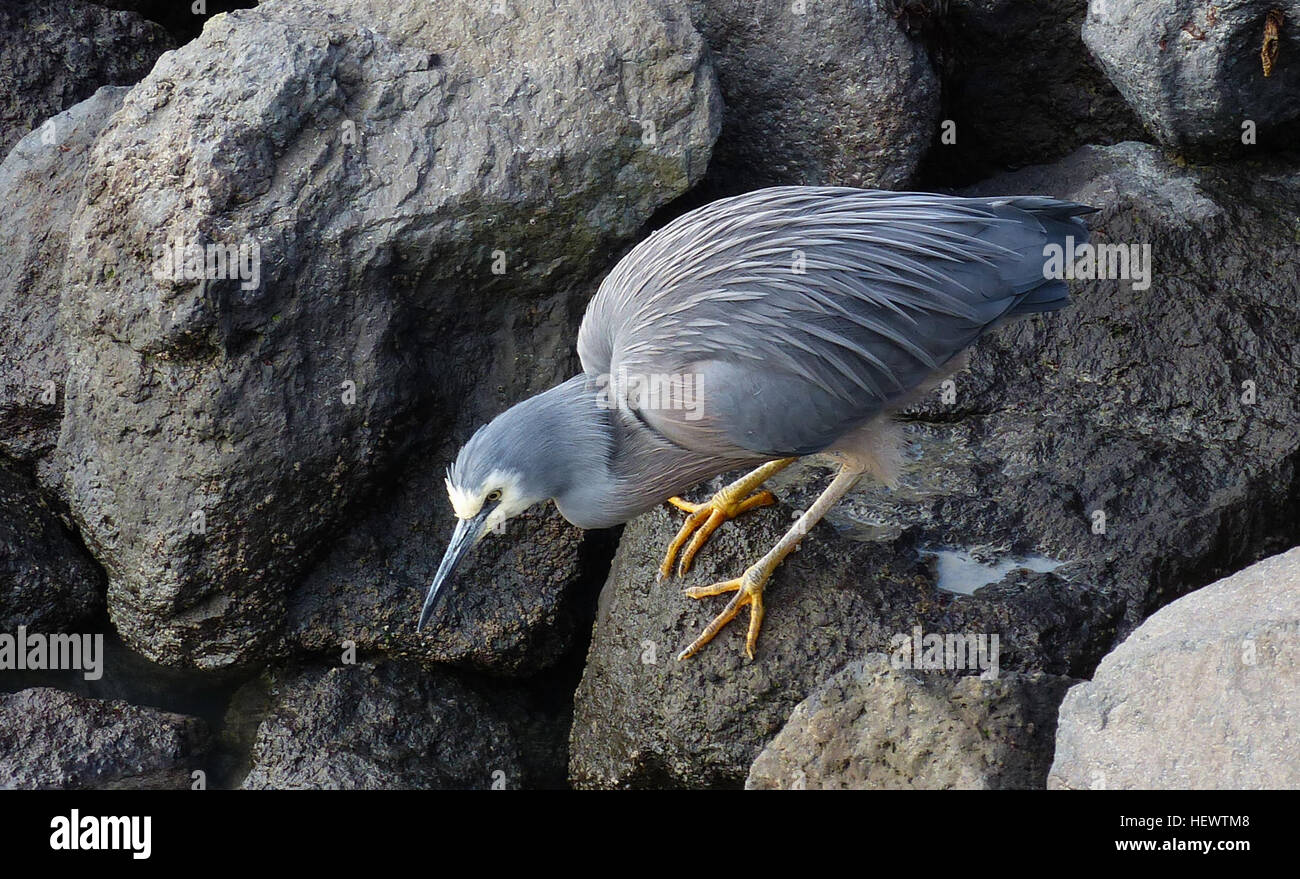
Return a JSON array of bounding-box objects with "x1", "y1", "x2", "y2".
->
[{"x1": 578, "y1": 186, "x2": 1093, "y2": 457}]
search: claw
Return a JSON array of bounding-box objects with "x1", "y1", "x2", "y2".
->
[
  {"x1": 664, "y1": 460, "x2": 863, "y2": 663},
  {"x1": 659, "y1": 489, "x2": 775, "y2": 578},
  {"x1": 677, "y1": 566, "x2": 768, "y2": 661}
]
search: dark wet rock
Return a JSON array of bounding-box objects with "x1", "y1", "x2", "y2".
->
[
  {"x1": 957, "y1": 141, "x2": 1300, "y2": 615},
  {"x1": 286, "y1": 459, "x2": 603, "y2": 676},
  {"x1": 0, "y1": 687, "x2": 208, "y2": 789},
  {"x1": 0, "y1": 0, "x2": 172, "y2": 158},
  {"x1": 0, "y1": 463, "x2": 102, "y2": 632},
  {"x1": 571, "y1": 500, "x2": 930, "y2": 789},
  {"x1": 1082, "y1": 0, "x2": 1300, "y2": 154},
  {"x1": 688, "y1": 0, "x2": 939, "y2": 192},
  {"x1": 924, "y1": 0, "x2": 1144, "y2": 184},
  {"x1": 570, "y1": 141, "x2": 1300, "y2": 788},
  {"x1": 54, "y1": 0, "x2": 720, "y2": 669},
  {"x1": 0, "y1": 86, "x2": 129, "y2": 464},
  {"x1": 478, "y1": 675, "x2": 579, "y2": 790},
  {"x1": 238, "y1": 662, "x2": 521, "y2": 790},
  {"x1": 1050, "y1": 546, "x2": 1300, "y2": 790},
  {"x1": 747, "y1": 654, "x2": 1074, "y2": 789},
  {"x1": 569, "y1": 485, "x2": 1118, "y2": 788}
]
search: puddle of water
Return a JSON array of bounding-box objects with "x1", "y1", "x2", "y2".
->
[{"x1": 921, "y1": 548, "x2": 1064, "y2": 596}]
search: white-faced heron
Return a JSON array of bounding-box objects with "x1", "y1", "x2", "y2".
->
[{"x1": 419, "y1": 186, "x2": 1094, "y2": 660}]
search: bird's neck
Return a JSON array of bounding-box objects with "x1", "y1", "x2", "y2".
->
[
  {"x1": 542, "y1": 375, "x2": 746, "y2": 529},
  {"x1": 521, "y1": 375, "x2": 622, "y2": 529}
]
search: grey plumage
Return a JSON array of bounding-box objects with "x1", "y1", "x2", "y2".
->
[
  {"x1": 423, "y1": 186, "x2": 1093, "y2": 642},
  {"x1": 579, "y1": 186, "x2": 1091, "y2": 458}
]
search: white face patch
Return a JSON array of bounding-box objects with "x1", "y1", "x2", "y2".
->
[
  {"x1": 446, "y1": 479, "x2": 481, "y2": 519},
  {"x1": 445, "y1": 469, "x2": 526, "y2": 521}
]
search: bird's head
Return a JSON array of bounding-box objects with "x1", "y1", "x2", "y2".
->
[{"x1": 416, "y1": 391, "x2": 582, "y2": 632}]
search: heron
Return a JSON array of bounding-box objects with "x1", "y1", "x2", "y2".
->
[{"x1": 418, "y1": 186, "x2": 1093, "y2": 661}]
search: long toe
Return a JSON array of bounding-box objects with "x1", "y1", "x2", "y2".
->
[
  {"x1": 659, "y1": 488, "x2": 776, "y2": 578},
  {"x1": 677, "y1": 568, "x2": 768, "y2": 661}
]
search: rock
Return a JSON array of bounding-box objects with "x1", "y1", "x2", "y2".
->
[
  {"x1": 286, "y1": 453, "x2": 610, "y2": 676},
  {"x1": 688, "y1": 0, "x2": 938, "y2": 192},
  {"x1": 746, "y1": 654, "x2": 1074, "y2": 789},
  {"x1": 55, "y1": 0, "x2": 720, "y2": 668},
  {"x1": 0, "y1": 0, "x2": 172, "y2": 158},
  {"x1": 1050, "y1": 546, "x2": 1300, "y2": 790},
  {"x1": 0, "y1": 86, "x2": 129, "y2": 464},
  {"x1": 1082, "y1": 0, "x2": 1300, "y2": 154},
  {"x1": 0, "y1": 463, "x2": 103, "y2": 632},
  {"x1": 571, "y1": 141, "x2": 1300, "y2": 788},
  {"x1": 943, "y1": 140, "x2": 1300, "y2": 636},
  {"x1": 87, "y1": 3, "x2": 257, "y2": 45},
  {"x1": 238, "y1": 662, "x2": 522, "y2": 789},
  {"x1": 0, "y1": 687, "x2": 208, "y2": 789},
  {"x1": 569, "y1": 485, "x2": 1119, "y2": 788},
  {"x1": 476, "y1": 671, "x2": 582, "y2": 790},
  {"x1": 924, "y1": 0, "x2": 1144, "y2": 183}
]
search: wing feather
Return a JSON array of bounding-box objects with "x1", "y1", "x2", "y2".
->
[{"x1": 577, "y1": 186, "x2": 1093, "y2": 456}]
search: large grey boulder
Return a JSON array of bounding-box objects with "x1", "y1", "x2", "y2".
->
[
  {"x1": 928, "y1": 0, "x2": 1144, "y2": 182},
  {"x1": 570, "y1": 141, "x2": 1300, "y2": 788},
  {"x1": 0, "y1": 463, "x2": 103, "y2": 631},
  {"x1": 239, "y1": 662, "x2": 522, "y2": 789},
  {"x1": 1082, "y1": 0, "x2": 1300, "y2": 153},
  {"x1": 0, "y1": 86, "x2": 129, "y2": 465},
  {"x1": 688, "y1": 0, "x2": 939, "y2": 191},
  {"x1": 0, "y1": 86, "x2": 110, "y2": 630},
  {"x1": 55, "y1": 0, "x2": 720, "y2": 668},
  {"x1": 0, "y1": 0, "x2": 172, "y2": 158},
  {"x1": 0, "y1": 688, "x2": 208, "y2": 789},
  {"x1": 1050, "y1": 547, "x2": 1300, "y2": 790},
  {"x1": 747, "y1": 655, "x2": 1074, "y2": 789}
]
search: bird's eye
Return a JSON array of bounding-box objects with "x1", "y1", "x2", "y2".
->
[{"x1": 486, "y1": 489, "x2": 502, "y2": 503}]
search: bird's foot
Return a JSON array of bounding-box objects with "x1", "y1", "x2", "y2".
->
[
  {"x1": 677, "y1": 564, "x2": 770, "y2": 661},
  {"x1": 659, "y1": 488, "x2": 776, "y2": 579}
]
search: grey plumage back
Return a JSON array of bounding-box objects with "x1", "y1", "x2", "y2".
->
[{"x1": 578, "y1": 186, "x2": 1093, "y2": 457}]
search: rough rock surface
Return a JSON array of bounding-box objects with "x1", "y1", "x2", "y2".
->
[
  {"x1": 0, "y1": 463, "x2": 103, "y2": 632},
  {"x1": 570, "y1": 486, "x2": 1117, "y2": 788},
  {"x1": 239, "y1": 662, "x2": 522, "y2": 789},
  {"x1": 1082, "y1": 0, "x2": 1300, "y2": 153},
  {"x1": 286, "y1": 460, "x2": 605, "y2": 675},
  {"x1": 55, "y1": 0, "x2": 720, "y2": 668},
  {"x1": 0, "y1": 687, "x2": 207, "y2": 789},
  {"x1": 0, "y1": 0, "x2": 172, "y2": 158},
  {"x1": 0, "y1": 86, "x2": 129, "y2": 464},
  {"x1": 747, "y1": 654, "x2": 1074, "y2": 789},
  {"x1": 687, "y1": 0, "x2": 938, "y2": 192},
  {"x1": 926, "y1": 0, "x2": 1144, "y2": 183},
  {"x1": 571, "y1": 142, "x2": 1300, "y2": 788},
  {"x1": 1050, "y1": 546, "x2": 1300, "y2": 790}
]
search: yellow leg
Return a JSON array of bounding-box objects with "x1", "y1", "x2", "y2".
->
[
  {"x1": 660, "y1": 458, "x2": 796, "y2": 579},
  {"x1": 677, "y1": 461, "x2": 865, "y2": 661}
]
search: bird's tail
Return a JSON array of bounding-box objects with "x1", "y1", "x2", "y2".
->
[{"x1": 1001, "y1": 197, "x2": 1097, "y2": 316}]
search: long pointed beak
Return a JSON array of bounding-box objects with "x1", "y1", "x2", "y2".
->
[{"x1": 418, "y1": 506, "x2": 492, "y2": 631}]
